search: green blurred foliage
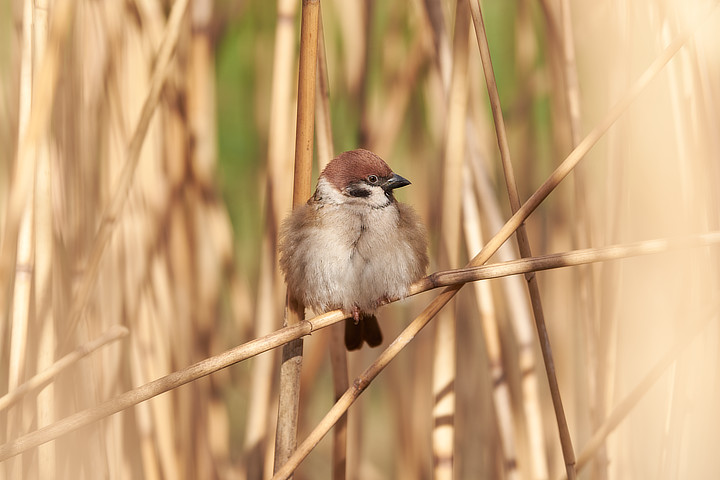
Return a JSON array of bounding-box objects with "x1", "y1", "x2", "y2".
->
[{"x1": 215, "y1": 0, "x2": 277, "y2": 278}]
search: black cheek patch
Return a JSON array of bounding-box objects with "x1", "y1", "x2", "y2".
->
[{"x1": 347, "y1": 185, "x2": 371, "y2": 198}]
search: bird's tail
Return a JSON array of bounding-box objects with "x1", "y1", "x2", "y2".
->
[{"x1": 344, "y1": 313, "x2": 383, "y2": 350}]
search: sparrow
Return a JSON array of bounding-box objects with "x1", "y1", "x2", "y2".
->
[{"x1": 278, "y1": 149, "x2": 429, "y2": 350}]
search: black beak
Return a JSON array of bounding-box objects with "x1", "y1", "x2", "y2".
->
[{"x1": 382, "y1": 173, "x2": 411, "y2": 192}]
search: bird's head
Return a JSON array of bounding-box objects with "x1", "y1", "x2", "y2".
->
[{"x1": 316, "y1": 149, "x2": 411, "y2": 208}]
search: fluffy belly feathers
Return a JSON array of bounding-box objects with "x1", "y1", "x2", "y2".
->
[{"x1": 290, "y1": 205, "x2": 412, "y2": 314}]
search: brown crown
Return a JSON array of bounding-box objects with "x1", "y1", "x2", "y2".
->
[{"x1": 320, "y1": 149, "x2": 394, "y2": 191}]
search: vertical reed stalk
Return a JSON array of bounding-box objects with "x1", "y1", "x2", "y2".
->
[
  {"x1": 468, "y1": 1, "x2": 577, "y2": 478},
  {"x1": 328, "y1": 326, "x2": 349, "y2": 480},
  {"x1": 432, "y1": 1, "x2": 470, "y2": 477},
  {"x1": 245, "y1": 232, "x2": 284, "y2": 479},
  {"x1": 32, "y1": 0, "x2": 54, "y2": 474},
  {"x1": 267, "y1": 27, "x2": 665, "y2": 471},
  {"x1": 315, "y1": 10, "x2": 333, "y2": 171},
  {"x1": 372, "y1": 35, "x2": 428, "y2": 156},
  {"x1": 428, "y1": 0, "x2": 545, "y2": 475},
  {"x1": 6, "y1": 188, "x2": 33, "y2": 480},
  {"x1": 462, "y1": 170, "x2": 520, "y2": 480},
  {"x1": 5, "y1": 0, "x2": 36, "y2": 474},
  {"x1": 315, "y1": 10, "x2": 348, "y2": 480},
  {"x1": 274, "y1": 0, "x2": 320, "y2": 475},
  {"x1": 555, "y1": 1, "x2": 609, "y2": 478},
  {"x1": 423, "y1": 0, "x2": 452, "y2": 89},
  {"x1": 0, "y1": 0, "x2": 75, "y2": 327},
  {"x1": 270, "y1": 21, "x2": 690, "y2": 465},
  {"x1": 466, "y1": 145, "x2": 549, "y2": 480},
  {"x1": 245, "y1": 0, "x2": 299, "y2": 477},
  {"x1": 357, "y1": 0, "x2": 374, "y2": 147},
  {"x1": 599, "y1": 5, "x2": 629, "y2": 473}
]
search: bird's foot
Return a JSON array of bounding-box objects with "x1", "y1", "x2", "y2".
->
[
  {"x1": 378, "y1": 295, "x2": 391, "y2": 306},
  {"x1": 352, "y1": 305, "x2": 361, "y2": 325}
]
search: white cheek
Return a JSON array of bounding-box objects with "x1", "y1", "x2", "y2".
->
[
  {"x1": 366, "y1": 188, "x2": 391, "y2": 208},
  {"x1": 316, "y1": 178, "x2": 346, "y2": 204}
]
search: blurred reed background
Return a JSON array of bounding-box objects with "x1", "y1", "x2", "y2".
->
[{"x1": 1, "y1": 0, "x2": 719, "y2": 478}]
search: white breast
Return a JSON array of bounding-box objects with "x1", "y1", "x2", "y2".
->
[{"x1": 299, "y1": 200, "x2": 415, "y2": 314}]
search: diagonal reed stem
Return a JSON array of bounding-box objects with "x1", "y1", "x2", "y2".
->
[
  {"x1": 1, "y1": 231, "x2": 718, "y2": 462},
  {"x1": 269, "y1": 4, "x2": 719, "y2": 471},
  {"x1": 467, "y1": 0, "x2": 576, "y2": 476},
  {"x1": 0, "y1": 326, "x2": 129, "y2": 412},
  {"x1": 2, "y1": 9, "x2": 714, "y2": 453},
  {"x1": 0, "y1": 14, "x2": 715, "y2": 468}
]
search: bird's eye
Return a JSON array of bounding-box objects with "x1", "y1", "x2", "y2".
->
[{"x1": 367, "y1": 175, "x2": 379, "y2": 184}]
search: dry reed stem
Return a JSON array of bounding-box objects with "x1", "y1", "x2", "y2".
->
[
  {"x1": 356, "y1": 0, "x2": 374, "y2": 148},
  {"x1": 462, "y1": 171, "x2": 520, "y2": 479},
  {"x1": 271, "y1": 224, "x2": 720, "y2": 479},
  {"x1": 557, "y1": 0, "x2": 582, "y2": 147},
  {"x1": 149, "y1": 257, "x2": 183, "y2": 479},
  {"x1": 60, "y1": 0, "x2": 191, "y2": 349},
  {"x1": 189, "y1": 0, "x2": 216, "y2": 188},
  {"x1": 8, "y1": 79, "x2": 35, "y2": 397},
  {"x1": 32, "y1": 0, "x2": 54, "y2": 473},
  {"x1": 269, "y1": 8, "x2": 720, "y2": 459},
  {"x1": 0, "y1": 0, "x2": 74, "y2": 317},
  {"x1": 432, "y1": 1, "x2": 470, "y2": 476},
  {"x1": 655, "y1": 11, "x2": 704, "y2": 477},
  {"x1": 17, "y1": 0, "x2": 33, "y2": 137},
  {"x1": 417, "y1": 232, "x2": 720, "y2": 290},
  {"x1": 598, "y1": 5, "x2": 630, "y2": 473},
  {"x1": 439, "y1": 0, "x2": 544, "y2": 474},
  {"x1": 315, "y1": 10, "x2": 348, "y2": 480},
  {"x1": 8, "y1": 2, "x2": 37, "y2": 464},
  {"x1": 245, "y1": 235, "x2": 283, "y2": 479},
  {"x1": 6, "y1": 191, "x2": 33, "y2": 479},
  {"x1": 245, "y1": 0, "x2": 299, "y2": 476},
  {"x1": 468, "y1": 0, "x2": 577, "y2": 476},
  {"x1": 461, "y1": 0, "x2": 717, "y2": 304},
  {"x1": 371, "y1": 34, "x2": 428, "y2": 156},
  {"x1": 130, "y1": 309, "x2": 165, "y2": 480},
  {"x1": 422, "y1": 0, "x2": 452, "y2": 90},
  {"x1": 557, "y1": 0, "x2": 608, "y2": 474},
  {"x1": 271, "y1": 285, "x2": 462, "y2": 480},
  {"x1": 0, "y1": 311, "x2": 341, "y2": 462},
  {"x1": 466, "y1": 145, "x2": 549, "y2": 479},
  {"x1": 291, "y1": 0, "x2": 320, "y2": 206},
  {"x1": 134, "y1": 257, "x2": 181, "y2": 479},
  {"x1": 315, "y1": 10, "x2": 334, "y2": 172},
  {"x1": 274, "y1": 0, "x2": 320, "y2": 474},
  {"x1": 328, "y1": 324, "x2": 349, "y2": 480},
  {"x1": 7, "y1": 48, "x2": 35, "y2": 467},
  {"x1": 554, "y1": 2, "x2": 608, "y2": 476},
  {"x1": 2, "y1": 230, "x2": 718, "y2": 462},
  {"x1": 0, "y1": 325, "x2": 129, "y2": 412},
  {"x1": 3, "y1": 10, "x2": 706, "y2": 459},
  {"x1": 267, "y1": 0, "x2": 299, "y2": 220},
  {"x1": 35, "y1": 148, "x2": 54, "y2": 479}
]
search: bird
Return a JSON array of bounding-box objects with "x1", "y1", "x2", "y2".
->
[{"x1": 278, "y1": 149, "x2": 429, "y2": 350}]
